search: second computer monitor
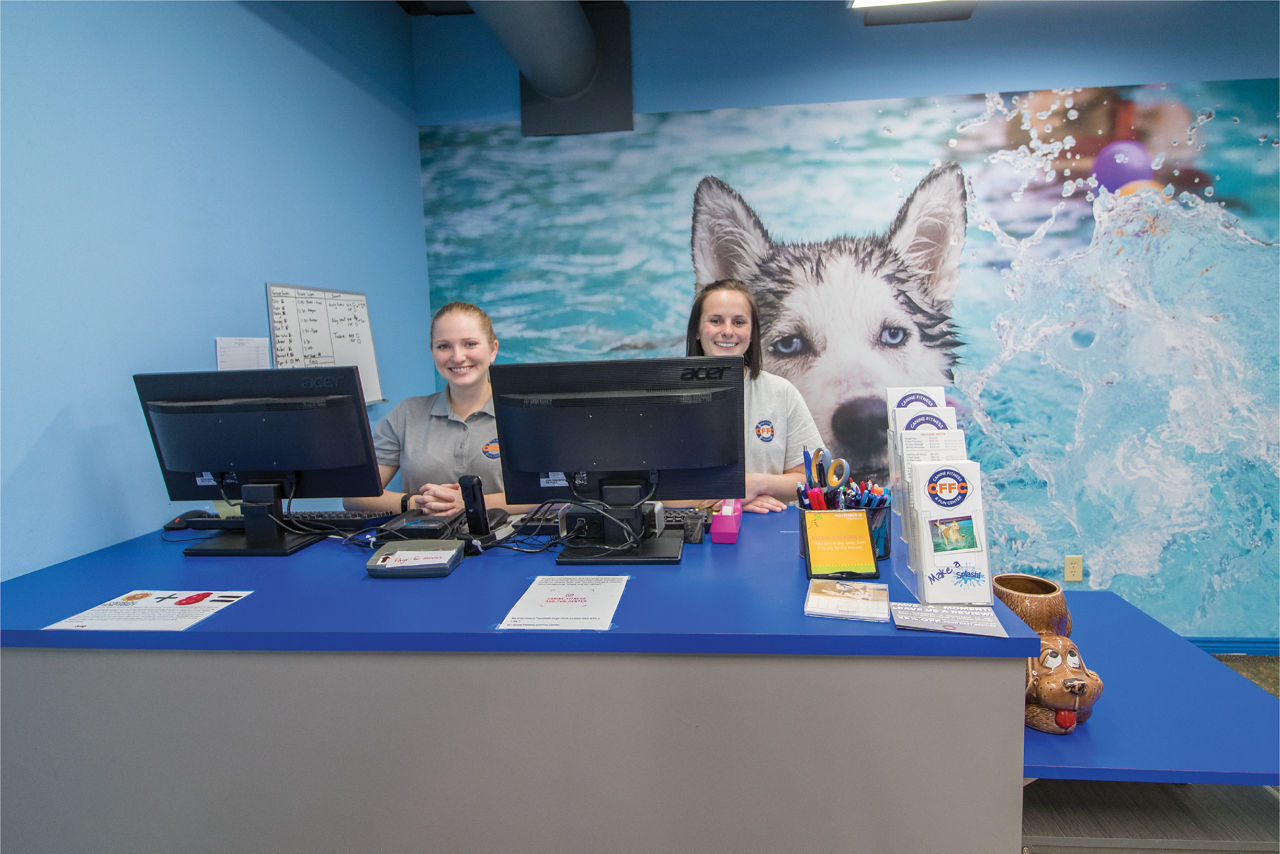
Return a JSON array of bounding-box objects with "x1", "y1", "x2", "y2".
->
[{"x1": 490, "y1": 355, "x2": 745, "y2": 506}]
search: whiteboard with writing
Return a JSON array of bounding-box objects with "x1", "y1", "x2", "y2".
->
[{"x1": 266, "y1": 282, "x2": 385, "y2": 403}]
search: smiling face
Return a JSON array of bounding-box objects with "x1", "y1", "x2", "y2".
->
[
  {"x1": 698, "y1": 288, "x2": 754, "y2": 359},
  {"x1": 430, "y1": 309, "x2": 498, "y2": 392}
]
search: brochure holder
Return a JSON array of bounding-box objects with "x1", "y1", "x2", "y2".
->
[{"x1": 901, "y1": 460, "x2": 992, "y2": 605}]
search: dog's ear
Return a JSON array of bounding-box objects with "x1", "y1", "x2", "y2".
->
[
  {"x1": 886, "y1": 163, "x2": 967, "y2": 305},
  {"x1": 691, "y1": 177, "x2": 773, "y2": 285}
]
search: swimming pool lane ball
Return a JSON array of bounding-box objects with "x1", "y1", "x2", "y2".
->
[{"x1": 1092, "y1": 140, "x2": 1154, "y2": 192}]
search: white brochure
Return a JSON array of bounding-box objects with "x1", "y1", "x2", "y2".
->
[
  {"x1": 898, "y1": 430, "x2": 970, "y2": 554},
  {"x1": 888, "y1": 402, "x2": 958, "y2": 509},
  {"x1": 499, "y1": 575, "x2": 628, "y2": 630},
  {"x1": 44, "y1": 590, "x2": 253, "y2": 631},
  {"x1": 905, "y1": 460, "x2": 992, "y2": 605},
  {"x1": 885, "y1": 388, "x2": 945, "y2": 492}
]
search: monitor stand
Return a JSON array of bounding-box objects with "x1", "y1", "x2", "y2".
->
[
  {"x1": 184, "y1": 530, "x2": 325, "y2": 557},
  {"x1": 556, "y1": 528, "x2": 684, "y2": 566},
  {"x1": 183, "y1": 482, "x2": 325, "y2": 557}
]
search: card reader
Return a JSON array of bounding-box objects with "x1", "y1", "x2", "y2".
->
[{"x1": 366, "y1": 540, "x2": 465, "y2": 578}]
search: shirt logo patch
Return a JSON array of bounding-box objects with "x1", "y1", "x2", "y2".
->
[
  {"x1": 754, "y1": 420, "x2": 775, "y2": 443},
  {"x1": 482, "y1": 439, "x2": 501, "y2": 459}
]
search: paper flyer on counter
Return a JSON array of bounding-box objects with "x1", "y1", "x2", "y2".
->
[
  {"x1": 890, "y1": 601, "x2": 1008, "y2": 638},
  {"x1": 498, "y1": 575, "x2": 627, "y2": 630},
  {"x1": 804, "y1": 580, "x2": 890, "y2": 622},
  {"x1": 44, "y1": 590, "x2": 253, "y2": 631}
]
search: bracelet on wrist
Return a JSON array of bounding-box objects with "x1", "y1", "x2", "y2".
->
[{"x1": 401, "y1": 492, "x2": 410, "y2": 512}]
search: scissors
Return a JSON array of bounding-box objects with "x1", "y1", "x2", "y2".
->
[{"x1": 810, "y1": 447, "x2": 851, "y2": 490}]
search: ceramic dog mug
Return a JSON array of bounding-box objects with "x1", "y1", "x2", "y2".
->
[{"x1": 993, "y1": 573, "x2": 1103, "y2": 735}]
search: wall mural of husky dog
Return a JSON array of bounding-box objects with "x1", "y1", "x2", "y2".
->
[{"x1": 691, "y1": 163, "x2": 967, "y2": 479}]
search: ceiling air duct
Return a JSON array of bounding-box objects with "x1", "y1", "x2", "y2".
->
[{"x1": 469, "y1": 0, "x2": 633, "y2": 137}]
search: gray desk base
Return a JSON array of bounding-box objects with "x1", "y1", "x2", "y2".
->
[
  {"x1": 3, "y1": 648, "x2": 1026, "y2": 854},
  {"x1": 1023, "y1": 779, "x2": 1280, "y2": 853}
]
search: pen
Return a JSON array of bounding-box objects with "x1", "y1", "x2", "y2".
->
[
  {"x1": 808, "y1": 488, "x2": 827, "y2": 510},
  {"x1": 803, "y1": 448, "x2": 814, "y2": 488},
  {"x1": 796, "y1": 482, "x2": 810, "y2": 509}
]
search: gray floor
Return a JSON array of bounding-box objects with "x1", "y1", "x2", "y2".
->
[{"x1": 1021, "y1": 656, "x2": 1280, "y2": 854}]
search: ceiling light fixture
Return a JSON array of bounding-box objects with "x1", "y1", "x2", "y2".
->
[
  {"x1": 850, "y1": 0, "x2": 975, "y2": 25},
  {"x1": 849, "y1": 0, "x2": 949, "y2": 7}
]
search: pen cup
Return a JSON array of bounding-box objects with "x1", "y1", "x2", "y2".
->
[
  {"x1": 797, "y1": 501, "x2": 892, "y2": 564},
  {"x1": 868, "y1": 502, "x2": 892, "y2": 561}
]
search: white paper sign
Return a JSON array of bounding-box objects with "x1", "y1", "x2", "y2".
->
[
  {"x1": 498, "y1": 575, "x2": 627, "y2": 630},
  {"x1": 44, "y1": 590, "x2": 253, "y2": 631},
  {"x1": 215, "y1": 337, "x2": 270, "y2": 370}
]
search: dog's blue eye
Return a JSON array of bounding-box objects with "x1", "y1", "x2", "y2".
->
[
  {"x1": 770, "y1": 335, "x2": 809, "y2": 357},
  {"x1": 880, "y1": 326, "x2": 908, "y2": 347}
]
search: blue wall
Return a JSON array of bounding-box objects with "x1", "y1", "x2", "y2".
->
[{"x1": 1, "y1": 1, "x2": 431, "y2": 580}]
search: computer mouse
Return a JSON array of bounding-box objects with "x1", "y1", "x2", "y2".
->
[{"x1": 164, "y1": 509, "x2": 218, "y2": 531}]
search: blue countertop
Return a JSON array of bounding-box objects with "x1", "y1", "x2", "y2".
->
[
  {"x1": 2, "y1": 508, "x2": 1040, "y2": 657},
  {"x1": 1024, "y1": 590, "x2": 1279, "y2": 786}
]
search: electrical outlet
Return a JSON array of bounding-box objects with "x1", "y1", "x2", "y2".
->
[{"x1": 1064, "y1": 555, "x2": 1084, "y2": 582}]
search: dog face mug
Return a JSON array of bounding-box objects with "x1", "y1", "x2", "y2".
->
[{"x1": 993, "y1": 573, "x2": 1104, "y2": 735}]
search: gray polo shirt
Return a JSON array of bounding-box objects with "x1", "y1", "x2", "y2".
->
[
  {"x1": 743, "y1": 371, "x2": 824, "y2": 475},
  {"x1": 373, "y1": 391, "x2": 505, "y2": 494}
]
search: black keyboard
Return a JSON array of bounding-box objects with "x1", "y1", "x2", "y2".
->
[
  {"x1": 187, "y1": 510, "x2": 395, "y2": 532},
  {"x1": 285, "y1": 510, "x2": 396, "y2": 530}
]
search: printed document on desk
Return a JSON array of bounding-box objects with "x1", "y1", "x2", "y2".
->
[
  {"x1": 44, "y1": 590, "x2": 253, "y2": 631},
  {"x1": 498, "y1": 576, "x2": 627, "y2": 630},
  {"x1": 890, "y1": 602, "x2": 1007, "y2": 638}
]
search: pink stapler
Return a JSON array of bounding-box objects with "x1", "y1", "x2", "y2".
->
[{"x1": 709, "y1": 499, "x2": 743, "y2": 543}]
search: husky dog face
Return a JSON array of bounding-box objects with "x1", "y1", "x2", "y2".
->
[{"x1": 691, "y1": 165, "x2": 967, "y2": 478}]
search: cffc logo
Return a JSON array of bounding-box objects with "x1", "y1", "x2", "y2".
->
[
  {"x1": 482, "y1": 439, "x2": 501, "y2": 460},
  {"x1": 681, "y1": 366, "x2": 728, "y2": 381},
  {"x1": 926, "y1": 468, "x2": 969, "y2": 508},
  {"x1": 754, "y1": 420, "x2": 775, "y2": 442}
]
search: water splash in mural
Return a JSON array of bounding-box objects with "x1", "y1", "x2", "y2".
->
[{"x1": 955, "y1": 191, "x2": 1279, "y2": 634}]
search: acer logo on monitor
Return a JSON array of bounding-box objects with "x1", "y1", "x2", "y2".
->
[
  {"x1": 681, "y1": 365, "x2": 728, "y2": 381},
  {"x1": 301, "y1": 375, "x2": 341, "y2": 390}
]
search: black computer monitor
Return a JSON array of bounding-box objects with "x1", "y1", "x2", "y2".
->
[
  {"x1": 134, "y1": 366, "x2": 383, "y2": 556},
  {"x1": 490, "y1": 355, "x2": 745, "y2": 564}
]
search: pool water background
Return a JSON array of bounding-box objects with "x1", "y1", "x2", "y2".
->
[{"x1": 419, "y1": 78, "x2": 1279, "y2": 638}]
